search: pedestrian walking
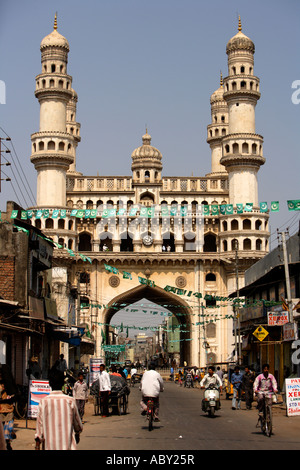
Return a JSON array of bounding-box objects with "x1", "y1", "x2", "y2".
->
[
  {"x1": 35, "y1": 369, "x2": 83, "y2": 450},
  {"x1": 216, "y1": 366, "x2": 223, "y2": 381},
  {"x1": 56, "y1": 353, "x2": 68, "y2": 373},
  {"x1": 0, "y1": 380, "x2": 16, "y2": 450},
  {"x1": 97, "y1": 364, "x2": 111, "y2": 417},
  {"x1": 231, "y1": 366, "x2": 243, "y2": 410},
  {"x1": 73, "y1": 372, "x2": 89, "y2": 423},
  {"x1": 242, "y1": 366, "x2": 255, "y2": 410}
]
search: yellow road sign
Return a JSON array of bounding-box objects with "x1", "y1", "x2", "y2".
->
[{"x1": 253, "y1": 326, "x2": 269, "y2": 342}]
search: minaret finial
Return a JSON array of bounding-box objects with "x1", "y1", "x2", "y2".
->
[
  {"x1": 54, "y1": 12, "x2": 58, "y2": 30},
  {"x1": 238, "y1": 15, "x2": 242, "y2": 32},
  {"x1": 220, "y1": 71, "x2": 223, "y2": 87}
]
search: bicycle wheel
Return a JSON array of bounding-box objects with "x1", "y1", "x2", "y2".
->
[
  {"x1": 148, "y1": 410, "x2": 153, "y2": 431},
  {"x1": 265, "y1": 405, "x2": 272, "y2": 437}
]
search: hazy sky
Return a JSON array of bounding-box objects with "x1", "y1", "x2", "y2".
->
[{"x1": 0, "y1": 0, "x2": 299, "y2": 251}]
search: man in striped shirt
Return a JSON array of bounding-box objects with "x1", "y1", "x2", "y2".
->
[{"x1": 35, "y1": 369, "x2": 83, "y2": 450}]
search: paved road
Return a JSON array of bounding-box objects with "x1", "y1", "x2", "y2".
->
[
  {"x1": 78, "y1": 382, "x2": 300, "y2": 451},
  {"x1": 10, "y1": 381, "x2": 300, "y2": 451}
]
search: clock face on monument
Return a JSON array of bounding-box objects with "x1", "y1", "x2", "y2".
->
[{"x1": 143, "y1": 235, "x2": 153, "y2": 246}]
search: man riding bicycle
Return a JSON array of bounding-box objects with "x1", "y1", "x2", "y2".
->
[
  {"x1": 140, "y1": 363, "x2": 164, "y2": 421},
  {"x1": 253, "y1": 363, "x2": 278, "y2": 414}
]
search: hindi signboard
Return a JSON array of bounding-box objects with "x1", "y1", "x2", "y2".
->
[
  {"x1": 28, "y1": 380, "x2": 51, "y2": 418},
  {"x1": 285, "y1": 377, "x2": 300, "y2": 417}
]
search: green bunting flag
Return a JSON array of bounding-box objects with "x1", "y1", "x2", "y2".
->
[
  {"x1": 225, "y1": 204, "x2": 233, "y2": 215},
  {"x1": 21, "y1": 211, "x2": 27, "y2": 220},
  {"x1": 70, "y1": 209, "x2": 77, "y2": 217},
  {"x1": 75, "y1": 210, "x2": 84, "y2": 218},
  {"x1": 140, "y1": 207, "x2": 148, "y2": 217},
  {"x1": 122, "y1": 271, "x2": 132, "y2": 280},
  {"x1": 211, "y1": 205, "x2": 219, "y2": 215},
  {"x1": 117, "y1": 208, "x2": 126, "y2": 216},
  {"x1": 170, "y1": 206, "x2": 177, "y2": 216},
  {"x1": 11, "y1": 210, "x2": 18, "y2": 219},
  {"x1": 148, "y1": 207, "x2": 155, "y2": 218},
  {"x1": 202, "y1": 205, "x2": 210, "y2": 216},
  {"x1": 52, "y1": 209, "x2": 59, "y2": 219},
  {"x1": 161, "y1": 206, "x2": 169, "y2": 216},
  {"x1": 260, "y1": 202, "x2": 268, "y2": 213},
  {"x1": 287, "y1": 200, "x2": 300, "y2": 211},
  {"x1": 15, "y1": 226, "x2": 29, "y2": 234},
  {"x1": 244, "y1": 203, "x2": 253, "y2": 212},
  {"x1": 129, "y1": 207, "x2": 138, "y2": 216},
  {"x1": 43, "y1": 210, "x2": 50, "y2": 219},
  {"x1": 236, "y1": 204, "x2": 243, "y2": 214},
  {"x1": 180, "y1": 206, "x2": 187, "y2": 217},
  {"x1": 220, "y1": 205, "x2": 226, "y2": 215},
  {"x1": 102, "y1": 209, "x2": 109, "y2": 218},
  {"x1": 271, "y1": 201, "x2": 279, "y2": 212}
]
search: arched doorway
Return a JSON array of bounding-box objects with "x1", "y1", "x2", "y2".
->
[{"x1": 102, "y1": 284, "x2": 193, "y2": 365}]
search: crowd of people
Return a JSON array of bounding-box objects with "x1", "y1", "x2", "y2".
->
[
  {"x1": 0, "y1": 356, "x2": 280, "y2": 451},
  {"x1": 174, "y1": 363, "x2": 278, "y2": 414}
]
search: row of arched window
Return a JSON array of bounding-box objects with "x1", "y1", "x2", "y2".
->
[
  {"x1": 32, "y1": 140, "x2": 72, "y2": 152},
  {"x1": 224, "y1": 141, "x2": 262, "y2": 155}
]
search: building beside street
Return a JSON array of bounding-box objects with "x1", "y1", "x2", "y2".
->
[
  {"x1": 236, "y1": 229, "x2": 300, "y2": 389},
  {"x1": 23, "y1": 15, "x2": 271, "y2": 367},
  {"x1": 0, "y1": 202, "x2": 66, "y2": 385}
]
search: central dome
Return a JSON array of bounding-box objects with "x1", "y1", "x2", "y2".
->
[{"x1": 131, "y1": 130, "x2": 162, "y2": 162}]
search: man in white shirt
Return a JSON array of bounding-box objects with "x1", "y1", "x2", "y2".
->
[
  {"x1": 140, "y1": 363, "x2": 164, "y2": 421},
  {"x1": 200, "y1": 366, "x2": 223, "y2": 390},
  {"x1": 97, "y1": 364, "x2": 111, "y2": 417}
]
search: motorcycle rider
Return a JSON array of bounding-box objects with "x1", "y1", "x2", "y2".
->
[
  {"x1": 140, "y1": 362, "x2": 164, "y2": 421},
  {"x1": 200, "y1": 366, "x2": 223, "y2": 413},
  {"x1": 200, "y1": 366, "x2": 223, "y2": 392}
]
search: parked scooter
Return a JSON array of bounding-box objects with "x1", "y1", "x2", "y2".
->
[{"x1": 201, "y1": 384, "x2": 221, "y2": 417}]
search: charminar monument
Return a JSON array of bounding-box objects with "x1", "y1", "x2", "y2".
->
[{"x1": 28, "y1": 15, "x2": 269, "y2": 367}]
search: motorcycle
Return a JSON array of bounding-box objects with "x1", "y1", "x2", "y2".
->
[{"x1": 202, "y1": 384, "x2": 221, "y2": 417}]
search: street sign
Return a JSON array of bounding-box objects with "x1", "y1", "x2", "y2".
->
[{"x1": 253, "y1": 326, "x2": 269, "y2": 342}]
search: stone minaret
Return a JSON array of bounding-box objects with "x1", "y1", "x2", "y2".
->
[
  {"x1": 207, "y1": 72, "x2": 228, "y2": 174},
  {"x1": 220, "y1": 17, "x2": 265, "y2": 206},
  {"x1": 30, "y1": 14, "x2": 79, "y2": 207}
]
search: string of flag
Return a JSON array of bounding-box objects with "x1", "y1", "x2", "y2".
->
[{"x1": 4, "y1": 199, "x2": 300, "y2": 221}]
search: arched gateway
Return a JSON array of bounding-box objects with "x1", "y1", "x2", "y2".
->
[{"x1": 102, "y1": 284, "x2": 193, "y2": 365}]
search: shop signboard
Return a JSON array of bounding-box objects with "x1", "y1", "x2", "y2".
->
[
  {"x1": 283, "y1": 322, "x2": 297, "y2": 342},
  {"x1": 89, "y1": 357, "x2": 105, "y2": 386},
  {"x1": 285, "y1": 377, "x2": 300, "y2": 417},
  {"x1": 267, "y1": 311, "x2": 289, "y2": 326},
  {"x1": 28, "y1": 380, "x2": 51, "y2": 418}
]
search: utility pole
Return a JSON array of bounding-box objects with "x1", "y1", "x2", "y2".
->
[
  {"x1": 0, "y1": 137, "x2": 12, "y2": 192},
  {"x1": 280, "y1": 231, "x2": 293, "y2": 324},
  {"x1": 234, "y1": 240, "x2": 242, "y2": 365}
]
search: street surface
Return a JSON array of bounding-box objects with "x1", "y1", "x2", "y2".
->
[{"x1": 11, "y1": 381, "x2": 300, "y2": 452}]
